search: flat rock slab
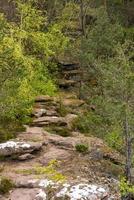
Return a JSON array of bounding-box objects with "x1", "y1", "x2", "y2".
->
[
  {"x1": 35, "y1": 95, "x2": 54, "y2": 103},
  {"x1": 10, "y1": 179, "x2": 110, "y2": 200},
  {"x1": 0, "y1": 141, "x2": 42, "y2": 157},
  {"x1": 62, "y1": 99, "x2": 85, "y2": 107},
  {"x1": 10, "y1": 188, "x2": 40, "y2": 200},
  {"x1": 33, "y1": 116, "x2": 67, "y2": 126},
  {"x1": 40, "y1": 147, "x2": 72, "y2": 165}
]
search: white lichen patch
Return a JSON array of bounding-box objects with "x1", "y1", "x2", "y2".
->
[
  {"x1": 0, "y1": 141, "x2": 18, "y2": 149},
  {"x1": 56, "y1": 184, "x2": 108, "y2": 200},
  {"x1": 39, "y1": 179, "x2": 54, "y2": 188},
  {"x1": 0, "y1": 141, "x2": 31, "y2": 149},
  {"x1": 35, "y1": 189, "x2": 47, "y2": 200}
]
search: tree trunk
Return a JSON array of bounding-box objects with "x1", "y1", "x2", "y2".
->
[
  {"x1": 124, "y1": 113, "x2": 132, "y2": 184},
  {"x1": 80, "y1": 0, "x2": 85, "y2": 36}
]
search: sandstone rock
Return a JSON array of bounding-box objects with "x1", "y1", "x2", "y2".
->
[
  {"x1": 35, "y1": 95, "x2": 53, "y2": 103},
  {"x1": 60, "y1": 62, "x2": 79, "y2": 71},
  {"x1": 46, "y1": 110, "x2": 58, "y2": 116},
  {"x1": 13, "y1": 178, "x2": 110, "y2": 200},
  {"x1": 18, "y1": 153, "x2": 35, "y2": 161},
  {"x1": 10, "y1": 188, "x2": 40, "y2": 200},
  {"x1": 32, "y1": 116, "x2": 67, "y2": 127},
  {"x1": 65, "y1": 114, "x2": 78, "y2": 129},
  {"x1": 40, "y1": 147, "x2": 71, "y2": 165},
  {"x1": 56, "y1": 183, "x2": 109, "y2": 200},
  {"x1": 59, "y1": 80, "x2": 77, "y2": 88},
  {"x1": 62, "y1": 99, "x2": 84, "y2": 107},
  {"x1": 0, "y1": 141, "x2": 42, "y2": 157},
  {"x1": 32, "y1": 108, "x2": 47, "y2": 118}
]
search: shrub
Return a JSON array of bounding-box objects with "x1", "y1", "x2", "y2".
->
[
  {"x1": 73, "y1": 111, "x2": 105, "y2": 137},
  {"x1": 119, "y1": 177, "x2": 134, "y2": 198},
  {"x1": 75, "y1": 143, "x2": 88, "y2": 153},
  {"x1": 104, "y1": 127, "x2": 124, "y2": 153},
  {"x1": 0, "y1": 177, "x2": 14, "y2": 194}
]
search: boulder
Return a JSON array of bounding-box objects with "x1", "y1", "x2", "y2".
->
[{"x1": 0, "y1": 141, "x2": 42, "y2": 157}]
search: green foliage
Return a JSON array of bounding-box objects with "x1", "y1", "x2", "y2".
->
[
  {"x1": 104, "y1": 127, "x2": 124, "y2": 153},
  {"x1": 0, "y1": 177, "x2": 14, "y2": 194},
  {"x1": 75, "y1": 143, "x2": 88, "y2": 153},
  {"x1": 0, "y1": 120, "x2": 25, "y2": 143},
  {"x1": 119, "y1": 177, "x2": 134, "y2": 196},
  {"x1": 73, "y1": 111, "x2": 106, "y2": 137},
  {"x1": 0, "y1": 0, "x2": 69, "y2": 126},
  {"x1": 57, "y1": 101, "x2": 69, "y2": 117}
]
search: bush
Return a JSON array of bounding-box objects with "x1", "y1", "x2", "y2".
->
[
  {"x1": 0, "y1": 177, "x2": 14, "y2": 194},
  {"x1": 73, "y1": 111, "x2": 106, "y2": 137},
  {"x1": 75, "y1": 143, "x2": 88, "y2": 153},
  {"x1": 104, "y1": 128, "x2": 124, "y2": 153}
]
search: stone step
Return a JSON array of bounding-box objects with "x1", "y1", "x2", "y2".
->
[
  {"x1": 35, "y1": 95, "x2": 54, "y2": 103},
  {"x1": 59, "y1": 62, "x2": 79, "y2": 71},
  {"x1": 59, "y1": 80, "x2": 78, "y2": 89},
  {"x1": 32, "y1": 116, "x2": 67, "y2": 127},
  {"x1": 32, "y1": 108, "x2": 58, "y2": 118}
]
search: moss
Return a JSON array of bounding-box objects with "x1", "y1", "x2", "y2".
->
[
  {"x1": 0, "y1": 177, "x2": 14, "y2": 194},
  {"x1": 44, "y1": 126, "x2": 71, "y2": 137},
  {"x1": 16, "y1": 160, "x2": 66, "y2": 182},
  {"x1": 75, "y1": 143, "x2": 89, "y2": 153},
  {"x1": 53, "y1": 127, "x2": 71, "y2": 137}
]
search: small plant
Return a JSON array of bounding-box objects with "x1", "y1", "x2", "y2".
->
[
  {"x1": 119, "y1": 177, "x2": 134, "y2": 198},
  {"x1": 16, "y1": 160, "x2": 66, "y2": 182},
  {"x1": 0, "y1": 177, "x2": 14, "y2": 194},
  {"x1": 75, "y1": 143, "x2": 88, "y2": 153},
  {"x1": 104, "y1": 127, "x2": 124, "y2": 153},
  {"x1": 53, "y1": 127, "x2": 71, "y2": 137},
  {"x1": 57, "y1": 102, "x2": 69, "y2": 117}
]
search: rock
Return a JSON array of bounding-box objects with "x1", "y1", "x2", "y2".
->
[
  {"x1": 46, "y1": 110, "x2": 58, "y2": 116},
  {"x1": 59, "y1": 80, "x2": 77, "y2": 89},
  {"x1": 56, "y1": 183, "x2": 109, "y2": 200},
  {"x1": 65, "y1": 114, "x2": 78, "y2": 129},
  {"x1": 59, "y1": 62, "x2": 79, "y2": 71},
  {"x1": 35, "y1": 95, "x2": 54, "y2": 103},
  {"x1": 35, "y1": 189, "x2": 47, "y2": 200},
  {"x1": 62, "y1": 99, "x2": 84, "y2": 107},
  {"x1": 32, "y1": 108, "x2": 47, "y2": 118},
  {"x1": 0, "y1": 141, "x2": 42, "y2": 157},
  {"x1": 40, "y1": 147, "x2": 72, "y2": 165},
  {"x1": 18, "y1": 127, "x2": 45, "y2": 143},
  {"x1": 18, "y1": 153, "x2": 35, "y2": 161},
  {"x1": 13, "y1": 178, "x2": 111, "y2": 200},
  {"x1": 32, "y1": 116, "x2": 67, "y2": 127},
  {"x1": 15, "y1": 179, "x2": 55, "y2": 189},
  {"x1": 10, "y1": 188, "x2": 40, "y2": 200},
  {"x1": 46, "y1": 135, "x2": 76, "y2": 149}
]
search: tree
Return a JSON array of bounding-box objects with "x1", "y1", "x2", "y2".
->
[{"x1": 0, "y1": 0, "x2": 69, "y2": 123}]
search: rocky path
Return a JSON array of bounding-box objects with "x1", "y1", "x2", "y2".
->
[
  {"x1": 0, "y1": 94, "x2": 124, "y2": 200},
  {"x1": 0, "y1": 64, "x2": 124, "y2": 199}
]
